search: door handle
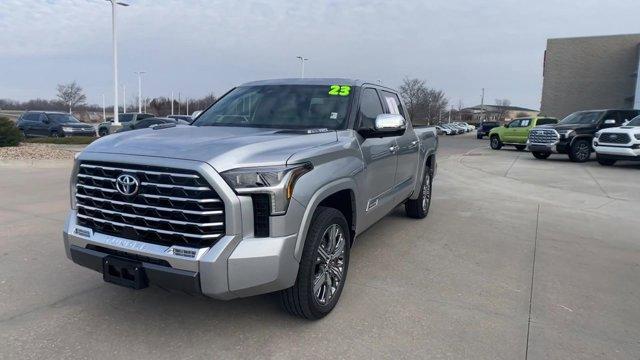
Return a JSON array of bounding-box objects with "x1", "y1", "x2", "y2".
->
[
  {"x1": 410, "y1": 140, "x2": 419, "y2": 147},
  {"x1": 389, "y1": 145, "x2": 399, "y2": 153}
]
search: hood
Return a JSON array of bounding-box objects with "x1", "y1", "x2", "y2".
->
[
  {"x1": 83, "y1": 125, "x2": 338, "y2": 172},
  {"x1": 538, "y1": 123, "x2": 595, "y2": 131}
]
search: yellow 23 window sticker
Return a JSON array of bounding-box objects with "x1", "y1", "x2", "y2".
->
[{"x1": 328, "y1": 85, "x2": 351, "y2": 96}]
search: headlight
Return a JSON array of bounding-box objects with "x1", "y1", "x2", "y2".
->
[
  {"x1": 69, "y1": 159, "x2": 80, "y2": 209},
  {"x1": 557, "y1": 129, "x2": 574, "y2": 139},
  {"x1": 635, "y1": 134, "x2": 640, "y2": 140},
  {"x1": 221, "y1": 163, "x2": 313, "y2": 215},
  {"x1": 62, "y1": 127, "x2": 74, "y2": 132},
  {"x1": 594, "y1": 132, "x2": 601, "y2": 140}
]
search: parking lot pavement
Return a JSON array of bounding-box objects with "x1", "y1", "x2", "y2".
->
[{"x1": 1, "y1": 134, "x2": 639, "y2": 359}]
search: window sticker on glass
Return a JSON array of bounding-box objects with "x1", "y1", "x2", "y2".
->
[
  {"x1": 328, "y1": 85, "x2": 351, "y2": 96},
  {"x1": 385, "y1": 96, "x2": 400, "y2": 115},
  {"x1": 330, "y1": 112, "x2": 338, "y2": 119}
]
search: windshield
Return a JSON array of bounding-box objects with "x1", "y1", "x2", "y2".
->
[
  {"x1": 193, "y1": 85, "x2": 352, "y2": 129},
  {"x1": 48, "y1": 113, "x2": 81, "y2": 123},
  {"x1": 627, "y1": 115, "x2": 640, "y2": 126},
  {"x1": 559, "y1": 111, "x2": 603, "y2": 125}
]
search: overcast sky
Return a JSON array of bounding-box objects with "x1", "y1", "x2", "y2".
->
[{"x1": 1, "y1": 0, "x2": 638, "y2": 110}]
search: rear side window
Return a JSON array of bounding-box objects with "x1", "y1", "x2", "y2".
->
[
  {"x1": 138, "y1": 114, "x2": 154, "y2": 120},
  {"x1": 120, "y1": 114, "x2": 134, "y2": 122},
  {"x1": 359, "y1": 88, "x2": 384, "y2": 129},
  {"x1": 536, "y1": 118, "x2": 557, "y2": 125},
  {"x1": 380, "y1": 90, "x2": 406, "y2": 118}
]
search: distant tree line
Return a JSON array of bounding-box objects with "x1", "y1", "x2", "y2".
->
[{"x1": 398, "y1": 78, "x2": 449, "y2": 125}]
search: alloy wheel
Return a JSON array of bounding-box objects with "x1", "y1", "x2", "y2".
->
[
  {"x1": 422, "y1": 173, "x2": 431, "y2": 212},
  {"x1": 313, "y1": 224, "x2": 346, "y2": 306},
  {"x1": 575, "y1": 143, "x2": 590, "y2": 161}
]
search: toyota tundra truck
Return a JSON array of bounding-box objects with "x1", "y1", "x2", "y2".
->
[{"x1": 63, "y1": 78, "x2": 438, "y2": 319}]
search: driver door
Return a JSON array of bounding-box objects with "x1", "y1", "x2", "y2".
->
[
  {"x1": 502, "y1": 119, "x2": 521, "y2": 142},
  {"x1": 357, "y1": 87, "x2": 399, "y2": 228}
]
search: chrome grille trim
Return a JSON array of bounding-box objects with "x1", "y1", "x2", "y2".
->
[
  {"x1": 76, "y1": 193, "x2": 222, "y2": 215},
  {"x1": 79, "y1": 163, "x2": 199, "y2": 178},
  {"x1": 76, "y1": 204, "x2": 224, "y2": 227},
  {"x1": 77, "y1": 214, "x2": 221, "y2": 239},
  {"x1": 528, "y1": 128, "x2": 559, "y2": 144},
  {"x1": 75, "y1": 161, "x2": 226, "y2": 248}
]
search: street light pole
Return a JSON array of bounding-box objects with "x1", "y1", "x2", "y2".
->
[
  {"x1": 102, "y1": 94, "x2": 106, "y2": 120},
  {"x1": 171, "y1": 91, "x2": 174, "y2": 115},
  {"x1": 106, "y1": 0, "x2": 129, "y2": 125},
  {"x1": 122, "y1": 85, "x2": 126, "y2": 113},
  {"x1": 296, "y1": 56, "x2": 308, "y2": 78},
  {"x1": 134, "y1": 71, "x2": 146, "y2": 113}
]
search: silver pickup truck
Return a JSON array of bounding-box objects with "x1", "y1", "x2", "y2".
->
[{"x1": 63, "y1": 78, "x2": 438, "y2": 319}]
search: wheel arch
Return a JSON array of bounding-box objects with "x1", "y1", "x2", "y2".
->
[{"x1": 293, "y1": 178, "x2": 358, "y2": 261}]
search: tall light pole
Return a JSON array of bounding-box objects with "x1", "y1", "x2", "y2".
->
[
  {"x1": 102, "y1": 94, "x2": 106, "y2": 120},
  {"x1": 134, "y1": 71, "x2": 146, "y2": 113},
  {"x1": 296, "y1": 56, "x2": 308, "y2": 78},
  {"x1": 105, "y1": 0, "x2": 129, "y2": 124},
  {"x1": 122, "y1": 85, "x2": 126, "y2": 113},
  {"x1": 171, "y1": 91, "x2": 174, "y2": 115}
]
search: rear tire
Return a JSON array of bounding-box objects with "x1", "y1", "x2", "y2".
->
[
  {"x1": 406, "y1": 164, "x2": 433, "y2": 219},
  {"x1": 490, "y1": 135, "x2": 502, "y2": 150},
  {"x1": 532, "y1": 151, "x2": 551, "y2": 160},
  {"x1": 515, "y1": 145, "x2": 526, "y2": 151},
  {"x1": 569, "y1": 139, "x2": 591, "y2": 163},
  {"x1": 280, "y1": 207, "x2": 350, "y2": 320},
  {"x1": 98, "y1": 129, "x2": 109, "y2": 137},
  {"x1": 596, "y1": 156, "x2": 616, "y2": 166}
]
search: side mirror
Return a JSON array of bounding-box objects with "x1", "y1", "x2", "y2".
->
[{"x1": 361, "y1": 114, "x2": 406, "y2": 138}]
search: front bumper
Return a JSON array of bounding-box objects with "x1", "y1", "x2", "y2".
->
[
  {"x1": 527, "y1": 140, "x2": 570, "y2": 154},
  {"x1": 63, "y1": 153, "x2": 303, "y2": 300},
  {"x1": 594, "y1": 144, "x2": 640, "y2": 160}
]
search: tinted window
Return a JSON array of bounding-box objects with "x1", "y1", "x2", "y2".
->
[
  {"x1": 519, "y1": 119, "x2": 532, "y2": 127},
  {"x1": 380, "y1": 90, "x2": 405, "y2": 118},
  {"x1": 119, "y1": 114, "x2": 134, "y2": 122},
  {"x1": 536, "y1": 118, "x2": 557, "y2": 125},
  {"x1": 559, "y1": 111, "x2": 603, "y2": 125},
  {"x1": 138, "y1": 114, "x2": 154, "y2": 120},
  {"x1": 47, "y1": 113, "x2": 80, "y2": 123},
  {"x1": 359, "y1": 88, "x2": 384, "y2": 129},
  {"x1": 194, "y1": 85, "x2": 352, "y2": 130},
  {"x1": 22, "y1": 113, "x2": 39, "y2": 121},
  {"x1": 508, "y1": 120, "x2": 521, "y2": 128}
]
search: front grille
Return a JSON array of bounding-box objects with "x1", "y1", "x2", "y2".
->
[
  {"x1": 599, "y1": 133, "x2": 631, "y2": 144},
  {"x1": 528, "y1": 128, "x2": 559, "y2": 144},
  {"x1": 75, "y1": 161, "x2": 225, "y2": 248}
]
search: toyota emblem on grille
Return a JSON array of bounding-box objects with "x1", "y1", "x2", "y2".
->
[
  {"x1": 610, "y1": 134, "x2": 618, "y2": 139},
  {"x1": 116, "y1": 174, "x2": 140, "y2": 196}
]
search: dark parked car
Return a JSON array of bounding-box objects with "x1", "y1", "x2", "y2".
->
[
  {"x1": 17, "y1": 111, "x2": 96, "y2": 138},
  {"x1": 476, "y1": 121, "x2": 500, "y2": 139},
  {"x1": 114, "y1": 117, "x2": 190, "y2": 133}
]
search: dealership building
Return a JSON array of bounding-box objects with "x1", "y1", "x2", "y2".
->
[{"x1": 540, "y1": 33, "x2": 640, "y2": 119}]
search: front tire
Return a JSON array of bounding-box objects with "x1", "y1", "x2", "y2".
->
[
  {"x1": 569, "y1": 139, "x2": 591, "y2": 162},
  {"x1": 50, "y1": 130, "x2": 62, "y2": 138},
  {"x1": 490, "y1": 135, "x2": 502, "y2": 150},
  {"x1": 406, "y1": 164, "x2": 433, "y2": 219},
  {"x1": 596, "y1": 156, "x2": 616, "y2": 166},
  {"x1": 280, "y1": 207, "x2": 350, "y2": 320}
]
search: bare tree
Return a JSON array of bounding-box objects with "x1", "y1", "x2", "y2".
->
[
  {"x1": 56, "y1": 81, "x2": 87, "y2": 113},
  {"x1": 494, "y1": 99, "x2": 512, "y2": 121},
  {"x1": 399, "y1": 78, "x2": 428, "y2": 123}
]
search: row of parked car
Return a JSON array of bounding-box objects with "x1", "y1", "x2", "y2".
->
[
  {"x1": 435, "y1": 122, "x2": 475, "y2": 135},
  {"x1": 16, "y1": 111, "x2": 202, "y2": 138},
  {"x1": 480, "y1": 109, "x2": 640, "y2": 166}
]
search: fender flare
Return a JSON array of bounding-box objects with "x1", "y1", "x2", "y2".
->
[
  {"x1": 292, "y1": 178, "x2": 358, "y2": 261},
  {"x1": 569, "y1": 134, "x2": 594, "y2": 147}
]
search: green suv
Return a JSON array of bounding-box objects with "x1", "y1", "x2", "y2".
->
[{"x1": 489, "y1": 117, "x2": 557, "y2": 150}]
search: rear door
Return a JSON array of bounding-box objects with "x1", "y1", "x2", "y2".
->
[
  {"x1": 33, "y1": 113, "x2": 50, "y2": 136},
  {"x1": 357, "y1": 87, "x2": 398, "y2": 219},
  {"x1": 379, "y1": 90, "x2": 419, "y2": 193}
]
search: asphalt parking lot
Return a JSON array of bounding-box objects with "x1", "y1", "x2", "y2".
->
[{"x1": 1, "y1": 133, "x2": 639, "y2": 359}]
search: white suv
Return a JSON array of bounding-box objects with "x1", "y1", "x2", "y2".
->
[{"x1": 593, "y1": 115, "x2": 640, "y2": 166}]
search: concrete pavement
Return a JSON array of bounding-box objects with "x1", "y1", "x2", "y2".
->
[{"x1": 1, "y1": 133, "x2": 639, "y2": 359}]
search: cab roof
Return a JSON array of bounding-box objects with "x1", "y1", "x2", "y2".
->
[{"x1": 239, "y1": 78, "x2": 398, "y2": 92}]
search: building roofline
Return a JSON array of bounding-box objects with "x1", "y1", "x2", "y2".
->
[{"x1": 548, "y1": 33, "x2": 640, "y2": 42}]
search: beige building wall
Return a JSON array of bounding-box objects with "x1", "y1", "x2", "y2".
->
[{"x1": 540, "y1": 34, "x2": 640, "y2": 119}]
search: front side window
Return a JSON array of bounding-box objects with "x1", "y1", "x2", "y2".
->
[
  {"x1": 119, "y1": 114, "x2": 134, "y2": 123},
  {"x1": 359, "y1": 88, "x2": 384, "y2": 129},
  {"x1": 46, "y1": 113, "x2": 80, "y2": 123},
  {"x1": 193, "y1": 85, "x2": 352, "y2": 130},
  {"x1": 559, "y1": 111, "x2": 603, "y2": 125},
  {"x1": 508, "y1": 120, "x2": 521, "y2": 128},
  {"x1": 537, "y1": 118, "x2": 557, "y2": 125}
]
